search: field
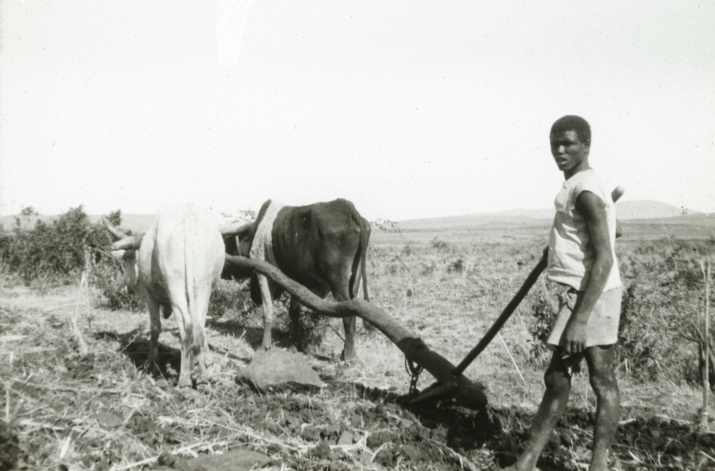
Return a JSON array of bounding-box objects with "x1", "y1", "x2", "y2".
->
[{"x1": 1, "y1": 216, "x2": 715, "y2": 470}]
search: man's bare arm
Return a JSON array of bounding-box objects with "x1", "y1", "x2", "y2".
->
[{"x1": 561, "y1": 191, "x2": 614, "y2": 354}]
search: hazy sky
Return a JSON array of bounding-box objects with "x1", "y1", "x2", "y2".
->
[{"x1": 1, "y1": 1, "x2": 713, "y2": 221}]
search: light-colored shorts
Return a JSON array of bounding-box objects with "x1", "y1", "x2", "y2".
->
[{"x1": 547, "y1": 285, "x2": 622, "y2": 349}]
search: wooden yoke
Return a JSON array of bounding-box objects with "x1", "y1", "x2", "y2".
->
[{"x1": 224, "y1": 255, "x2": 488, "y2": 409}]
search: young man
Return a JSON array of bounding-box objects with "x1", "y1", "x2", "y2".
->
[{"x1": 506, "y1": 115, "x2": 622, "y2": 471}]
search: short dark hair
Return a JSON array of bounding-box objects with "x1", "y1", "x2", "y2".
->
[{"x1": 551, "y1": 115, "x2": 591, "y2": 145}]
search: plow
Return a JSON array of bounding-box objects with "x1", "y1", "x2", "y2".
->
[{"x1": 224, "y1": 187, "x2": 623, "y2": 411}]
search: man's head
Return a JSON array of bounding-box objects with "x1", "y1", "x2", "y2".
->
[
  {"x1": 550, "y1": 115, "x2": 591, "y2": 178},
  {"x1": 550, "y1": 115, "x2": 591, "y2": 145}
]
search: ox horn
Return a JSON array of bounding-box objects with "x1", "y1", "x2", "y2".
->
[
  {"x1": 112, "y1": 235, "x2": 142, "y2": 251},
  {"x1": 102, "y1": 216, "x2": 128, "y2": 241},
  {"x1": 219, "y1": 221, "x2": 252, "y2": 237}
]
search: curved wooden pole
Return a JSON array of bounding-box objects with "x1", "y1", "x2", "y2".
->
[{"x1": 224, "y1": 254, "x2": 487, "y2": 408}]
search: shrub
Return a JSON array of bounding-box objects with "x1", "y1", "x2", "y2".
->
[
  {"x1": 526, "y1": 294, "x2": 557, "y2": 363},
  {"x1": 292, "y1": 309, "x2": 329, "y2": 354},
  {"x1": 521, "y1": 237, "x2": 715, "y2": 385},
  {"x1": 447, "y1": 258, "x2": 464, "y2": 274},
  {"x1": 615, "y1": 241, "x2": 712, "y2": 384},
  {"x1": 208, "y1": 280, "x2": 253, "y2": 319},
  {"x1": 90, "y1": 259, "x2": 142, "y2": 312},
  {"x1": 616, "y1": 282, "x2": 661, "y2": 381},
  {"x1": 431, "y1": 237, "x2": 448, "y2": 250},
  {"x1": 0, "y1": 206, "x2": 142, "y2": 311},
  {"x1": 0, "y1": 206, "x2": 108, "y2": 283}
]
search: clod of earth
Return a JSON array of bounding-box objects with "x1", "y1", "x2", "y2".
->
[
  {"x1": 0, "y1": 420, "x2": 20, "y2": 471},
  {"x1": 182, "y1": 448, "x2": 271, "y2": 471},
  {"x1": 237, "y1": 348, "x2": 325, "y2": 391}
]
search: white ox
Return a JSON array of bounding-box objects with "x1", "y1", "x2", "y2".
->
[{"x1": 103, "y1": 203, "x2": 224, "y2": 388}]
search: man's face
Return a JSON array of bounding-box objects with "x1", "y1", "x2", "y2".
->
[{"x1": 550, "y1": 129, "x2": 590, "y2": 177}]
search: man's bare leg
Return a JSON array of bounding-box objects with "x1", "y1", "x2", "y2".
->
[
  {"x1": 504, "y1": 352, "x2": 580, "y2": 471},
  {"x1": 584, "y1": 345, "x2": 620, "y2": 471}
]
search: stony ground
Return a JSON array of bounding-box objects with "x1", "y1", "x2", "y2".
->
[
  {"x1": 2, "y1": 277, "x2": 715, "y2": 471},
  {"x1": 3, "y1": 221, "x2": 715, "y2": 470}
]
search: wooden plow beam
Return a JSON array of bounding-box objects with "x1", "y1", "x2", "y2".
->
[{"x1": 224, "y1": 255, "x2": 488, "y2": 410}]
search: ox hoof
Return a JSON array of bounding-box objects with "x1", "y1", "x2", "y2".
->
[
  {"x1": 196, "y1": 381, "x2": 211, "y2": 394},
  {"x1": 141, "y1": 358, "x2": 160, "y2": 374},
  {"x1": 339, "y1": 350, "x2": 357, "y2": 362},
  {"x1": 177, "y1": 379, "x2": 193, "y2": 389}
]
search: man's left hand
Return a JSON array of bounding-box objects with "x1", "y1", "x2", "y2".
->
[{"x1": 562, "y1": 320, "x2": 587, "y2": 354}]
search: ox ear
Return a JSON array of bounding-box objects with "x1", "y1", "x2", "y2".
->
[
  {"x1": 102, "y1": 216, "x2": 128, "y2": 241},
  {"x1": 112, "y1": 235, "x2": 142, "y2": 251},
  {"x1": 110, "y1": 249, "x2": 126, "y2": 260}
]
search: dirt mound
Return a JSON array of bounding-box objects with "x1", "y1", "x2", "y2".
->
[{"x1": 237, "y1": 349, "x2": 325, "y2": 391}]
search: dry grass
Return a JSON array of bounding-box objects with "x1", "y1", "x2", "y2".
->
[{"x1": 1, "y1": 221, "x2": 715, "y2": 470}]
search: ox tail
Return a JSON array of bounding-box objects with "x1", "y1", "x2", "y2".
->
[
  {"x1": 349, "y1": 217, "x2": 370, "y2": 302},
  {"x1": 183, "y1": 216, "x2": 197, "y2": 351},
  {"x1": 360, "y1": 221, "x2": 370, "y2": 302}
]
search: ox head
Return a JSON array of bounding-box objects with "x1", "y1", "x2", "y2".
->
[
  {"x1": 102, "y1": 217, "x2": 143, "y2": 290},
  {"x1": 219, "y1": 221, "x2": 254, "y2": 280}
]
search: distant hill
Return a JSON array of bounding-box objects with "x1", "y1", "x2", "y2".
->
[
  {"x1": 396, "y1": 200, "x2": 707, "y2": 230},
  {"x1": 1, "y1": 200, "x2": 708, "y2": 233},
  {"x1": 397, "y1": 213, "x2": 550, "y2": 231},
  {"x1": 616, "y1": 200, "x2": 697, "y2": 219}
]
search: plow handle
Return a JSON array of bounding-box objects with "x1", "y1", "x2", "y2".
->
[
  {"x1": 452, "y1": 186, "x2": 625, "y2": 377},
  {"x1": 453, "y1": 257, "x2": 547, "y2": 377}
]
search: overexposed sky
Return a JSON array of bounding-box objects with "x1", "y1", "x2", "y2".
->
[{"x1": 1, "y1": 0, "x2": 713, "y2": 221}]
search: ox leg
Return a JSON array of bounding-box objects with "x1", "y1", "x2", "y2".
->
[
  {"x1": 193, "y1": 326, "x2": 208, "y2": 386},
  {"x1": 171, "y1": 303, "x2": 193, "y2": 389},
  {"x1": 145, "y1": 300, "x2": 162, "y2": 370},
  {"x1": 289, "y1": 296, "x2": 304, "y2": 351},
  {"x1": 341, "y1": 315, "x2": 357, "y2": 361},
  {"x1": 257, "y1": 274, "x2": 274, "y2": 350},
  {"x1": 193, "y1": 292, "x2": 212, "y2": 386},
  {"x1": 333, "y1": 290, "x2": 356, "y2": 361}
]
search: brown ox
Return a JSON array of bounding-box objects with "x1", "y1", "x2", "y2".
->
[{"x1": 221, "y1": 198, "x2": 370, "y2": 360}]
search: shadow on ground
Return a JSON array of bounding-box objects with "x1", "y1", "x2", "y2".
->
[
  {"x1": 349, "y1": 381, "x2": 715, "y2": 470},
  {"x1": 207, "y1": 311, "x2": 332, "y2": 358},
  {"x1": 94, "y1": 329, "x2": 182, "y2": 383}
]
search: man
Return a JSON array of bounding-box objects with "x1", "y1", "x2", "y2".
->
[{"x1": 506, "y1": 115, "x2": 622, "y2": 471}]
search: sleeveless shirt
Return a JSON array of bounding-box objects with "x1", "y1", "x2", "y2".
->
[{"x1": 546, "y1": 169, "x2": 621, "y2": 292}]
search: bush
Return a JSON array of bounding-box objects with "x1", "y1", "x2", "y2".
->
[
  {"x1": 447, "y1": 258, "x2": 464, "y2": 274},
  {"x1": 617, "y1": 282, "x2": 661, "y2": 381},
  {"x1": 91, "y1": 260, "x2": 142, "y2": 312},
  {"x1": 0, "y1": 207, "x2": 108, "y2": 283},
  {"x1": 0, "y1": 206, "x2": 142, "y2": 311},
  {"x1": 524, "y1": 239, "x2": 713, "y2": 385},
  {"x1": 208, "y1": 280, "x2": 253, "y2": 319},
  {"x1": 431, "y1": 237, "x2": 448, "y2": 250},
  {"x1": 526, "y1": 294, "x2": 557, "y2": 363},
  {"x1": 615, "y1": 241, "x2": 711, "y2": 384}
]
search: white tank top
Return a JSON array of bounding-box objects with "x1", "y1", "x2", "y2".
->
[{"x1": 546, "y1": 169, "x2": 622, "y2": 291}]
